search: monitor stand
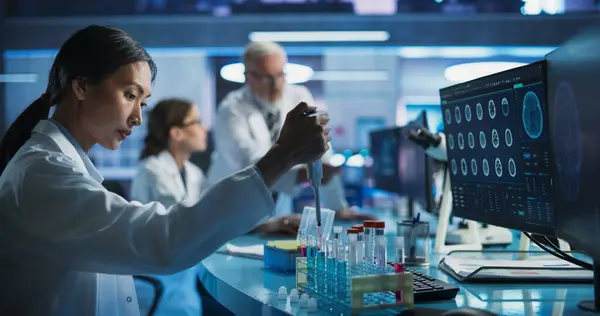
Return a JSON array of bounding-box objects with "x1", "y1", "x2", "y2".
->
[
  {"x1": 434, "y1": 171, "x2": 483, "y2": 254},
  {"x1": 578, "y1": 260, "x2": 600, "y2": 313}
]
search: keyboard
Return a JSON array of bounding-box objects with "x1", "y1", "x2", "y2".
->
[{"x1": 406, "y1": 268, "x2": 460, "y2": 302}]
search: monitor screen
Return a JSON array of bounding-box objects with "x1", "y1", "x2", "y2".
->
[
  {"x1": 369, "y1": 127, "x2": 402, "y2": 194},
  {"x1": 398, "y1": 112, "x2": 437, "y2": 213},
  {"x1": 439, "y1": 61, "x2": 556, "y2": 236}
]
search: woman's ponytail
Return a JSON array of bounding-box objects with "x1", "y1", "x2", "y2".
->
[{"x1": 0, "y1": 94, "x2": 53, "y2": 175}]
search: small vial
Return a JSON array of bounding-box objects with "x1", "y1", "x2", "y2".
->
[
  {"x1": 352, "y1": 225, "x2": 365, "y2": 273},
  {"x1": 332, "y1": 226, "x2": 343, "y2": 260},
  {"x1": 395, "y1": 236, "x2": 405, "y2": 264},
  {"x1": 307, "y1": 235, "x2": 317, "y2": 290},
  {"x1": 336, "y1": 243, "x2": 348, "y2": 302},
  {"x1": 347, "y1": 229, "x2": 359, "y2": 268},
  {"x1": 373, "y1": 221, "x2": 386, "y2": 270},
  {"x1": 363, "y1": 220, "x2": 376, "y2": 267},
  {"x1": 326, "y1": 240, "x2": 336, "y2": 296}
]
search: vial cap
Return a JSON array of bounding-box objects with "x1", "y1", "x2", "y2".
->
[
  {"x1": 352, "y1": 225, "x2": 364, "y2": 233},
  {"x1": 372, "y1": 221, "x2": 385, "y2": 228},
  {"x1": 346, "y1": 228, "x2": 359, "y2": 235},
  {"x1": 333, "y1": 226, "x2": 343, "y2": 233},
  {"x1": 363, "y1": 220, "x2": 377, "y2": 228}
]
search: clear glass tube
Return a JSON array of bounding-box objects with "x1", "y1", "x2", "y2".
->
[
  {"x1": 348, "y1": 233, "x2": 358, "y2": 267},
  {"x1": 395, "y1": 236, "x2": 405, "y2": 264},
  {"x1": 364, "y1": 227, "x2": 373, "y2": 266},
  {"x1": 375, "y1": 234, "x2": 386, "y2": 268},
  {"x1": 356, "y1": 232, "x2": 364, "y2": 264},
  {"x1": 336, "y1": 243, "x2": 348, "y2": 302},
  {"x1": 333, "y1": 226, "x2": 342, "y2": 260}
]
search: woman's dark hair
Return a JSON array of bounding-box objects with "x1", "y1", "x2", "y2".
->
[
  {"x1": 140, "y1": 98, "x2": 194, "y2": 160},
  {"x1": 0, "y1": 25, "x2": 157, "y2": 174}
]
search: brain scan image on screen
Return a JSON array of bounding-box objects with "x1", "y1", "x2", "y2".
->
[
  {"x1": 482, "y1": 158, "x2": 490, "y2": 176},
  {"x1": 455, "y1": 106, "x2": 462, "y2": 124},
  {"x1": 502, "y1": 97, "x2": 510, "y2": 116},
  {"x1": 476, "y1": 102, "x2": 483, "y2": 120},
  {"x1": 508, "y1": 158, "x2": 516, "y2": 177},
  {"x1": 522, "y1": 91, "x2": 544, "y2": 139},
  {"x1": 492, "y1": 129, "x2": 500, "y2": 148},
  {"x1": 451, "y1": 159, "x2": 458, "y2": 175},
  {"x1": 465, "y1": 104, "x2": 472, "y2": 122},
  {"x1": 488, "y1": 100, "x2": 497, "y2": 119},
  {"x1": 461, "y1": 158, "x2": 468, "y2": 176},
  {"x1": 445, "y1": 109, "x2": 452, "y2": 125},
  {"x1": 468, "y1": 132, "x2": 475, "y2": 149},
  {"x1": 471, "y1": 159, "x2": 478, "y2": 175},
  {"x1": 551, "y1": 81, "x2": 583, "y2": 201},
  {"x1": 458, "y1": 133, "x2": 464, "y2": 150},
  {"x1": 448, "y1": 134, "x2": 455, "y2": 150},
  {"x1": 505, "y1": 128, "x2": 513, "y2": 147},
  {"x1": 495, "y1": 158, "x2": 503, "y2": 177},
  {"x1": 479, "y1": 131, "x2": 486, "y2": 148}
]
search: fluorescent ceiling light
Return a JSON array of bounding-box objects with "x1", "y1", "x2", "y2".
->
[
  {"x1": 311, "y1": 70, "x2": 389, "y2": 82},
  {"x1": 220, "y1": 62, "x2": 313, "y2": 84},
  {"x1": 397, "y1": 46, "x2": 555, "y2": 59},
  {"x1": 444, "y1": 62, "x2": 528, "y2": 83},
  {"x1": 329, "y1": 153, "x2": 346, "y2": 167},
  {"x1": 248, "y1": 31, "x2": 390, "y2": 42},
  {"x1": 346, "y1": 154, "x2": 366, "y2": 168},
  {"x1": 0, "y1": 74, "x2": 38, "y2": 83}
]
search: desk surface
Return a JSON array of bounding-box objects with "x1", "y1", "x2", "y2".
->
[{"x1": 199, "y1": 234, "x2": 596, "y2": 316}]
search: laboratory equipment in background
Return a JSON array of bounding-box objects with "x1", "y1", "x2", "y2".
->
[
  {"x1": 368, "y1": 113, "x2": 437, "y2": 221},
  {"x1": 397, "y1": 219, "x2": 431, "y2": 266}
]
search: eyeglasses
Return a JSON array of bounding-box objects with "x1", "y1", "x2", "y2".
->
[
  {"x1": 177, "y1": 119, "x2": 202, "y2": 128},
  {"x1": 245, "y1": 71, "x2": 286, "y2": 85}
]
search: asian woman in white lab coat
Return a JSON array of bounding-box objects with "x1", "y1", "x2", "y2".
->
[{"x1": 0, "y1": 25, "x2": 331, "y2": 316}]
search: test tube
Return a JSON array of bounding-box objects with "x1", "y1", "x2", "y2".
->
[
  {"x1": 373, "y1": 221, "x2": 386, "y2": 270},
  {"x1": 299, "y1": 229, "x2": 308, "y2": 257},
  {"x1": 307, "y1": 235, "x2": 317, "y2": 290},
  {"x1": 332, "y1": 226, "x2": 342, "y2": 260},
  {"x1": 394, "y1": 236, "x2": 405, "y2": 264},
  {"x1": 336, "y1": 242, "x2": 348, "y2": 302},
  {"x1": 352, "y1": 225, "x2": 365, "y2": 265},
  {"x1": 326, "y1": 240, "x2": 336, "y2": 295},
  {"x1": 363, "y1": 220, "x2": 376, "y2": 267},
  {"x1": 347, "y1": 229, "x2": 358, "y2": 268}
]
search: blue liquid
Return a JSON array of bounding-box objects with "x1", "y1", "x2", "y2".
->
[
  {"x1": 336, "y1": 260, "x2": 347, "y2": 302},
  {"x1": 316, "y1": 251, "x2": 326, "y2": 293},
  {"x1": 327, "y1": 257, "x2": 336, "y2": 296},
  {"x1": 307, "y1": 246, "x2": 317, "y2": 289}
]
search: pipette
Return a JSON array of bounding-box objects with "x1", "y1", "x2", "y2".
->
[{"x1": 303, "y1": 110, "x2": 325, "y2": 246}]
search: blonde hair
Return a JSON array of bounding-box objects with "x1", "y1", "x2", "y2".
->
[{"x1": 243, "y1": 41, "x2": 287, "y2": 67}]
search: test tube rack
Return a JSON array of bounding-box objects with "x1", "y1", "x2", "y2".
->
[{"x1": 295, "y1": 257, "x2": 414, "y2": 315}]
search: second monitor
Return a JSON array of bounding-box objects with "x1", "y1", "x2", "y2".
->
[{"x1": 439, "y1": 60, "x2": 556, "y2": 237}]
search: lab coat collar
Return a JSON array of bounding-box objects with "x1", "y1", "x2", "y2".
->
[
  {"x1": 157, "y1": 150, "x2": 183, "y2": 176},
  {"x1": 32, "y1": 120, "x2": 104, "y2": 184}
]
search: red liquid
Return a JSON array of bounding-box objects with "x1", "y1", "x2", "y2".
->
[
  {"x1": 301, "y1": 246, "x2": 307, "y2": 257},
  {"x1": 394, "y1": 263, "x2": 405, "y2": 303}
]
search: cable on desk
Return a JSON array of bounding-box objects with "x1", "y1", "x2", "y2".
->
[{"x1": 523, "y1": 232, "x2": 592, "y2": 270}]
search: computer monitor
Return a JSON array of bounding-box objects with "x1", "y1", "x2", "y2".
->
[
  {"x1": 369, "y1": 127, "x2": 403, "y2": 195},
  {"x1": 439, "y1": 61, "x2": 556, "y2": 237},
  {"x1": 399, "y1": 111, "x2": 437, "y2": 213},
  {"x1": 369, "y1": 115, "x2": 436, "y2": 213},
  {"x1": 545, "y1": 27, "x2": 600, "y2": 263}
]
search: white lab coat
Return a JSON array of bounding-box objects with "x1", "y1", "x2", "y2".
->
[
  {"x1": 130, "y1": 150, "x2": 207, "y2": 316},
  {"x1": 0, "y1": 120, "x2": 274, "y2": 316},
  {"x1": 208, "y1": 85, "x2": 348, "y2": 216}
]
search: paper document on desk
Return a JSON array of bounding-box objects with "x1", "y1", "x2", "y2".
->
[
  {"x1": 217, "y1": 243, "x2": 264, "y2": 260},
  {"x1": 443, "y1": 256, "x2": 592, "y2": 280}
]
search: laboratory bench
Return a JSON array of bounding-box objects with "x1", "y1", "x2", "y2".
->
[{"x1": 198, "y1": 233, "x2": 598, "y2": 316}]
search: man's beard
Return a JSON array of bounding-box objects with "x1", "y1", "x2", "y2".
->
[{"x1": 257, "y1": 94, "x2": 283, "y2": 109}]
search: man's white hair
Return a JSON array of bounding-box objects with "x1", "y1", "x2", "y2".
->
[{"x1": 243, "y1": 41, "x2": 287, "y2": 67}]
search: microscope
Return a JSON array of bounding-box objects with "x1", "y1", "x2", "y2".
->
[{"x1": 408, "y1": 126, "x2": 513, "y2": 252}]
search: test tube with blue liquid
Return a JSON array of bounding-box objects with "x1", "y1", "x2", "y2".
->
[
  {"x1": 316, "y1": 238, "x2": 326, "y2": 293},
  {"x1": 326, "y1": 240, "x2": 336, "y2": 296},
  {"x1": 307, "y1": 235, "x2": 317, "y2": 290},
  {"x1": 336, "y1": 242, "x2": 348, "y2": 302}
]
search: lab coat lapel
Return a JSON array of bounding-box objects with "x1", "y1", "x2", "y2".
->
[{"x1": 157, "y1": 150, "x2": 187, "y2": 202}]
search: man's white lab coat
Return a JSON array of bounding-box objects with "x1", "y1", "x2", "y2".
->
[
  {"x1": 208, "y1": 85, "x2": 348, "y2": 215},
  {"x1": 0, "y1": 120, "x2": 274, "y2": 315}
]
